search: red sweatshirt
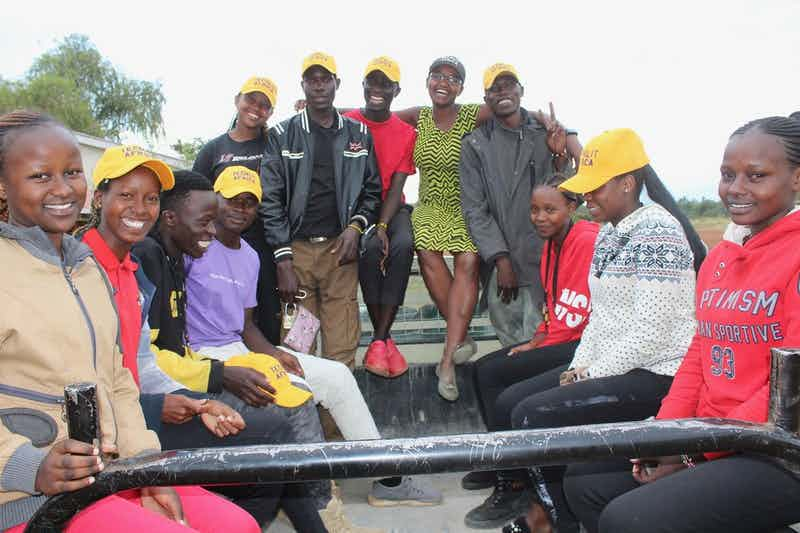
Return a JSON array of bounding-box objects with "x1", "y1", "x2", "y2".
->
[
  {"x1": 536, "y1": 220, "x2": 599, "y2": 347},
  {"x1": 658, "y1": 210, "x2": 800, "y2": 427}
]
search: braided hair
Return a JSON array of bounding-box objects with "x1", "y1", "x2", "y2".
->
[
  {"x1": 732, "y1": 116, "x2": 800, "y2": 169},
  {"x1": 540, "y1": 172, "x2": 584, "y2": 206},
  {"x1": 0, "y1": 110, "x2": 64, "y2": 223},
  {"x1": 73, "y1": 180, "x2": 110, "y2": 237}
]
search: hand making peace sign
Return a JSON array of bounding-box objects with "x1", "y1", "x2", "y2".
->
[{"x1": 533, "y1": 102, "x2": 568, "y2": 157}]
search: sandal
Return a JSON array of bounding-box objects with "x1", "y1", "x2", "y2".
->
[
  {"x1": 453, "y1": 335, "x2": 478, "y2": 364},
  {"x1": 437, "y1": 363, "x2": 459, "y2": 401}
]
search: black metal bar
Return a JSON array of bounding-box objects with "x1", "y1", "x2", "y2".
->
[
  {"x1": 63, "y1": 383, "x2": 98, "y2": 445},
  {"x1": 769, "y1": 348, "x2": 800, "y2": 434},
  {"x1": 25, "y1": 420, "x2": 800, "y2": 531},
  {"x1": 25, "y1": 348, "x2": 800, "y2": 531}
]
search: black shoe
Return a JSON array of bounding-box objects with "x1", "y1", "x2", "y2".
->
[
  {"x1": 464, "y1": 481, "x2": 531, "y2": 529},
  {"x1": 461, "y1": 470, "x2": 498, "y2": 490},
  {"x1": 502, "y1": 517, "x2": 530, "y2": 533}
]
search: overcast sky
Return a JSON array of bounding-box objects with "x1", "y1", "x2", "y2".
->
[{"x1": 2, "y1": 0, "x2": 798, "y2": 201}]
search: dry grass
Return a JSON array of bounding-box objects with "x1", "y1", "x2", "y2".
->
[{"x1": 692, "y1": 216, "x2": 729, "y2": 248}]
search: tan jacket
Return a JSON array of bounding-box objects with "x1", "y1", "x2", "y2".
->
[{"x1": 0, "y1": 223, "x2": 159, "y2": 522}]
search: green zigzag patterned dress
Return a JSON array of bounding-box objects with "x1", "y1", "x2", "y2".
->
[{"x1": 412, "y1": 104, "x2": 479, "y2": 252}]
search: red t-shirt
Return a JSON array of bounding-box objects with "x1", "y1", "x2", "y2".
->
[
  {"x1": 82, "y1": 228, "x2": 141, "y2": 385},
  {"x1": 658, "y1": 211, "x2": 800, "y2": 439},
  {"x1": 535, "y1": 220, "x2": 599, "y2": 347},
  {"x1": 344, "y1": 110, "x2": 416, "y2": 201}
]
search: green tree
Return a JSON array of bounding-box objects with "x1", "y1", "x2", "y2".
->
[
  {"x1": 0, "y1": 75, "x2": 104, "y2": 136},
  {"x1": 677, "y1": 197, "x2": 726, "y2": 218},
  {"x1": 1, "y1": 34, "x2": 165, "y2": 141},
  {"x1": 171, "y1": 137, "x2": 207, "y2": 165}
]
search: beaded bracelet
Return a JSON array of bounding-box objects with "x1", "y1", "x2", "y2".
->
[{"x1": 376, "y1": 221, "x2": 389, "y2": 231}]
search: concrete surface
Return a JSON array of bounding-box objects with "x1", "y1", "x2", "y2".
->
[
  {"x1": 266, "y1": 473, "x2": 494, "y2": 533},
  {"x1": 265, "y1": 340, "x2": 504, "y2": 532}
]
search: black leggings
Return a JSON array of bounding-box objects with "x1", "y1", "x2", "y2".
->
[
  {"x1": 564, "y1": 455, "x2": 800, "y2": 533},
  {"x1": 499, "y1": 367, "x2": 673, "y2": 531},
  {"x1": 473, "y1": 340, "x2": 578, "y2": 431}
]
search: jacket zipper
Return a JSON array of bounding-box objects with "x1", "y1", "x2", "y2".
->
[
  {"x1": 62, "y1": 264, "x2": 97, "y2": 369},
  {"x1": 0, "y1": 383, "x2": 66, "y2": 421}
]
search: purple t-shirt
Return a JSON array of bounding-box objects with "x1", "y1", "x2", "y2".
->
[{"x1": 185, "y1": 239, "x2": 259, "y2": 349}]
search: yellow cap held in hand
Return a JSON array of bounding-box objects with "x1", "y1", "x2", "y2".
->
[
  {"x1": 93, "y1": 145, "x2": 174, "y2": 190},
  {"x1": 560, "y1": 128, "x2": 650, "y2": 194},
  {"x1": 240, "y1": 76, "x2": 278, "y2": 107},
  {"x1": 302, "y1": 51, "x2": 337, "y2": 76},
  {"x1": 483, "y1": 63, "x2": 520, "y2": 91},
  {"x1": 364, "y1": 56, "x2": 401, "y2": 83},
  {"x1": 213, "y1": 165, "x2": 262, "y2": 200},
  {"x1": 225, "y1": 353, "x2": 312, "y2": 408}
]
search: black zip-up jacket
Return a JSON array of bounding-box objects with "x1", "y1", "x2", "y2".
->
[
  {"x1": 132, "y1": 234, "x2": 225, "y2": 393},
  {"x1": 259, "y1": 108, "x2": 382, "y2": 262}
]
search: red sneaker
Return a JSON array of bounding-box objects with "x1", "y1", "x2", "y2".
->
[
  {"x1": 385, "y1": 338, "x2": 409, "y2": 378},
  {"x1": 364, "y1": 340, "x2": 390, "y2": 377}
]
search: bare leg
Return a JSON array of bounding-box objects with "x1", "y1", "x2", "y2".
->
[
  {"x1": 439, "y1": 252, "x2": 480, "y2": 376},
  {"x1": 417, "y1": 249, "x2": 453, "y2": 319}
]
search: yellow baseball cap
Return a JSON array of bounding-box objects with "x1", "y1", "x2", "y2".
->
[
  {"x1": 225, "y1": 354, "x2": 312, "y2": 408},
  {"x1": 214, "y1": 165, "x2": 262, "y2": 200},
  {"x1": 364, "y1": 56, "x2": 400, "y2": 83},
  {"x1": 483, "y1": 63, "x2": 520, "y2": 91},
  {"x1": 302, "y1": 51, "x2": 337, "y2": 76},
  {"x1": 239, "y1": 76, "x2": 278, "y2": 107},
  {"x1": 560, "y1": 129, "x2": 650, "y2": 194},
  {"x1": 93, "y1": 145, "x2": 174, "y2": 190}
]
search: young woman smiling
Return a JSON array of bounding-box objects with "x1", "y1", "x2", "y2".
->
[
  {"x1": 81, "y1": 152, "x2": 327, "y2": 532},
  {"x1": 462, "y1": 174, "x2": 599, "y2": 528},
  {"x1": 495, "y1": 128, "x2": 705, "y2": 533},
  {"x1": 193, "y1": 77, "x2": 283, "y2": 345},
  {"x1": 563, "y1": 116, "x2": 800, "y2": 533},
  {"x1": 0, "y1": 111, "x2": 259, "y2": 532}
]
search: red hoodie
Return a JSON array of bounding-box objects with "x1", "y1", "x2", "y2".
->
[
  {"x1": 658, "y1": 210, "x2": 800, "y2": 427},
  {"x1": 536, "y1": 220, "x2": 599, "y2": 347}
]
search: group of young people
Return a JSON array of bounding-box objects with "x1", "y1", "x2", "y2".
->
[{"x1": 1, "y1": 47, "x2": 800, "y2": 533}]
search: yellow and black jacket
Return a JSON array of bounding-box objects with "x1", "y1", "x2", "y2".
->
[{"x1": 131, "y1": 234, "x2": 225, "y2": 393}]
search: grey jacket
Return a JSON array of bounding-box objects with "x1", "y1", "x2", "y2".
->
[{"x1": 459, "y1": 108, "x2": 573, "y2": 305}]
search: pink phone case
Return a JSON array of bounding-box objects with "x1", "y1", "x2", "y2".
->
[{"x1": 283, "y1": 304, "x2": 320, "y2": 353}]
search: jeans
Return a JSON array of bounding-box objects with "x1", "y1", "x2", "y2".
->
[
  {"x1": 199, "y1": 341, "x2": 381, "y2": 441},
  {"x1": 359, "y1": 206, "x2": 414, "y2": 307},
  {"x1": 157, "y1": 389, "x2": 326, "y2": 531}
]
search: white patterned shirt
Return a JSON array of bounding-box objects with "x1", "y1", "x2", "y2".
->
[{"x1": 570, "y1": 204, "x2": 696, "y2": 378}]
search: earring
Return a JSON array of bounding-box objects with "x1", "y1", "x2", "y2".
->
[{"x1": 624, "y1": 188, "x2": 629, "y2": 193}]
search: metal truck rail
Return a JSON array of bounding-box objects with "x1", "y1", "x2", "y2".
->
[{"x1": 25, "y1": 348, "x2": 800, "y2": 532}]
